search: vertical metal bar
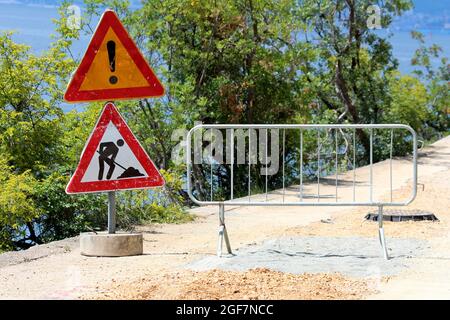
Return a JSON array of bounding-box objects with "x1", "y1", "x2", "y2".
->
[
  {"x1": 317, "y1": 130, "x2": 320, "y2": 202},
  {"x1": 282, "y1": 129, "x2": 286, "y2": 203},
  {"x1": 231, "y1": 129, "x2": 234, "y2": 200},
  {"x1": 370, "y1": 128, "x2": 373, "y2": 203},
  {"x1": 217, "y1": 204, "x2": 232, "y2": 257},
  {"x1": 300, "y1": 129, "x2": 303, "y2": 202},
  {"x1": 390, "y1": 129, "x2": 394, "y2": 203},
  {"x1": 223, "y1": 225, "x2": 232, "y2": 254},
  {"x1": 412, "y1": 127, "x2": 418, "y2": 203},
  {"x1": 378, "y1": 205, "x2": 389, "y2": 260},
  {"x1": 108, "y1": 191, "x2": 116, "y2": 234},
  {"x1": 265, "y1": 129, "x2": 268, "y2": 201},
  {"x1": 186, "y1": 127, "x2": 192, "y2": 202},
  {"x1": 248, "y1": 129, "x2": 251, "y2": 202},
  {"x1": 335, "y1": 129, "x2": 338, "y2": 202},
  {"x1": 353, "y1": 128, "x2": 356, "y2": 202},
  {"x1": 217, "y1": 229, "x2": 223, "y2": 257},
  {"x1": 210, "y1": 129, "x2": 213, "y2": 201},
  {"x1": 217, "y1": 205, "x2": 224, "y2": 257}
]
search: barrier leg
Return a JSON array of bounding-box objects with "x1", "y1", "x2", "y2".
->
[
  {"x1": 217, "y1": 225, "x2": 224, "y2": 257},
  {"x1": 217, "y1": 204, "x2": 232, "y2": 257},
  {"x1": 378, "y1": 205, "x2": 389, "y2": 260}
]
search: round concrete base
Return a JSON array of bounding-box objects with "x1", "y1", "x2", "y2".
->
[{"x1": 80, "y1": 232, "x2": 143, "y2": 257}]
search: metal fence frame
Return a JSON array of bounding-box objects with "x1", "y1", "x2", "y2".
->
[{"x1": 186, "y1": 124, "x2": 418, "y2": 260}]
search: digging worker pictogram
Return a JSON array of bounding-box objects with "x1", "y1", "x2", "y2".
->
[{"x1": 98, "y1": 139, "x2": 124, "y2": 180}]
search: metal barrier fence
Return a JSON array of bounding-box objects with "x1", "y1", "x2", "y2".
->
[{"x1": 186, "y1": 124, "x2": 418, "y2": 260}]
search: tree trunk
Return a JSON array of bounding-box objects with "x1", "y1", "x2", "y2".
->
[
  {"x1": 335, "y1": 60, "x2": 370, "y2": 156},
  {"x1": 26, "y1": 222, "x2": 42, "y2": 245}
]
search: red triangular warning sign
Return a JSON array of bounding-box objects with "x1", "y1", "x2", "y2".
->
[
  {"x1": 64, "y1": 10, "x2": 164, "y2": 103},
  {"x1": 66, "y1": 102, "x2": 165, "y2": 194}
]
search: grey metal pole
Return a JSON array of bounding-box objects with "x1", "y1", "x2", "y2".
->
[
  {"x1": 378, "y1": 205, "x2": 389, "y2": 260},
  {"x1": 248, "y1": 129, "x2": 251, "y2": 202},
  {"x1": 390, "y1": 129, "x2": 394, "y2": 202},
  {"x1": 231, "y1": 129, "x2": 234, "y2": 200},
  {"x1": 282, "y1": 129, "x2": 285, "y2": 203},
  {"x1": 353, "y1": 128, "x2": 356, "y2": 202},
  {"x1": 317, "y1": 130, "x2": 320, "y2": 202},
  {"x1": 300, "y1": 129, "x2": 303, "y2": 201},
  {"x1": 265, "y1": 129, "x2": 268, "y2": 201},
  {"x1": 217, "y1": 204, "x2": 232, "y2": 257},
  {"x1": 335, "y1": 129, "x2": 338, "y2": 202},
  {"x1": 369, "y1": 128, "x2": 373, "y2": 203},
  {"x1": 108, "y1": 191, "x2": 116, "y2": 234}
]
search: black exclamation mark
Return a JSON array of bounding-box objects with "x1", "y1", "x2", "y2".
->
[{"x1": 107, "y1": 41, "x2": 118, "y2": 85}]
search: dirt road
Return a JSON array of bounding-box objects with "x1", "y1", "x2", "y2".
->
[{"x1": 0, "y1": 135, "x2": 448, "y2": 300}]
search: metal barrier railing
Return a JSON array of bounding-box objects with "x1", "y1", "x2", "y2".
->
[{"x1": 186, "y1": 124, "x2": 418, "y2": 260}]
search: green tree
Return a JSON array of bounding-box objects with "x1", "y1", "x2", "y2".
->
[
  {"x1": 68, "y1": 0, "x2": 427, "y2": 199},
  {"x1": 68, "y1": 0, "x2": 318, "y2": 199},
  {"x1": 385, "y1": 73, "x2": 428, "y2": 132},
  {"x1": 1, "y1": 0, "x2": 448, "y2": 251},
  {"x1": 0, "y1": 32, "x2": 107, "y2": 250},
  {"x1": 410, "y1": 31, "x2": 449, "y2": 140},
  {"x1": 0, "y1": 156, "x2": 39, "y2": 250},
  {"x1": 297, "y1": 0, "x2": 413, "y2": 159},
  {"x1": 0, "y1": 32, "x2": 71, "y2": 175}
]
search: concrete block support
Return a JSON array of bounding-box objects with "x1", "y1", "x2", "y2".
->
[{"x1": 80, "y1": 232, "x2": 143, "y2": 257}]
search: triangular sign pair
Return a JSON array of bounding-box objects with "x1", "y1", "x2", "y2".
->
[
  {"x1": 64, "y1": 10, "x2": 164, "y2": 102},
  {"x1": 66, "y1": 103, "x2": 165, "y2": 194}
]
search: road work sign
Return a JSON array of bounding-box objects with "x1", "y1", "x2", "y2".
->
[
  {"x1": 64, "y1": 10, "x2": 164, "y2": 102},
  {"x1": 66, "y1": 102, "x2": 165, "y2": 194}
]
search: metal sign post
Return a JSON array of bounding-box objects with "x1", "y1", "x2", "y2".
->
[{"x1": 108, "y1": 191, "x2": 116, "y2": 234}]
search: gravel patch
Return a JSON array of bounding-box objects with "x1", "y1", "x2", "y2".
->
[{"x1": 187, "y1": 236, "x2": 430, "y2": 278}]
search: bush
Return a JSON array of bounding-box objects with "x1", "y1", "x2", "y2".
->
[
  {"x1": 33, "y1": 172, "x2": 107, "y2": 243},
  {"x1": 0, "y1": 157, "x2": 40, "y2": 251},
  {"x1": 116, "y1": 169, "x2": 193, "y2": 230}
]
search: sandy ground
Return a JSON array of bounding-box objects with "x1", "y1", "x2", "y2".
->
[
  {"x1": 0, "y1": 135, "x2": 449, "y2": 300},
  {"x1": 84, "y1": 268, "x2": 373, "y2": 300}
]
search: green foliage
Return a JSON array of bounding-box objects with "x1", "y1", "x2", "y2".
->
[
  {"x1": 410, "y1": 30, "x2": 449, "y2": 139},
  {"x1": 385, "y1": 72, "x2": 428, "y2": 131},
  {"x1": 60, "y1": 0, "x2": 447, "y2": 199},
  {"x1": 0, "y1": 27, "x2": 192, "y2": 250},
  {"x1": 72, "y1": 0, "x2": 311, "y2": 177},
  {"x1": 0, "y1": 32, "x2": 69, "y2": 175},
  {"x1": 0, "y1": 30, "x2": 72, "y2": 250},
  {"x1": 33, "y1": 172, "x2": 107, "y2": 243},
  {"x1": 116, "y1": 169, "x2": 192, "y2": 229},
  {"x1": 60, "y1": 104, "x2": 103, "y2": 167}
]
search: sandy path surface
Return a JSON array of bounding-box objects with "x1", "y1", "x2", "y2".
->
[{"x1": 0, "y1": 135, "x2": 449, "y2": 300}]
